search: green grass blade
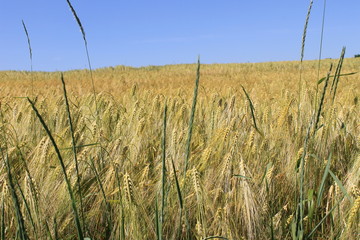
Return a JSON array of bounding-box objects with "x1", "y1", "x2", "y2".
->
[
  {"x1": 0, "y1": 151, "x2": 28, "y2": 240},
  {"x1": 241, "y1": 85, "x2": 263, "y2": 136},
  {"x1": 296, "y1": 116, "x2": 314, "y2": 239},
  {"x1": 113, "y1": 168, "x2": 125, "y2": 240},
  {"x1": 44, "y1": 220, "x2": 53, "y2": 240},
  {"x1": 182, "y1": 57, "x2": 201, "y2": 239},
  {"x1": 0, "y1": 111, "x2": 29, "y2": 240},
  {"x1": 14, "y1": 179, "x2": 37, "y2": 239},
  {"x1": 307, "y1": 195, "x2": 345, "y2": 238},
  {"x1": 1, "y1": 191, "x2": 5, "y2": 240},
  {"x1": 317, "y1": 72, "x2": 357, "y2": 85},
  {"x1": 27, "y1": 98, "x2": 83, "y2": 240},
  {"x1": 202, "y1": 236, "x2": 229, "y2": 240},
  {"x1": 88, "y1": 157, "x2": 112, "y2": 239},
  {"x1": 171, "y1": 156, "x2": 183, "y2": 238},
  {"x1": 233, "y1": 174, "x2": 252, "y2": 180},
  {"x1": 59, "y1": 142, "x2": 99, "y2": 151},
  {"x1": 61, "y1": 73, "x2": 86, "y2": 233},
  {"x1": 328, "y1": 169, "x2": 352, "y2": 203},
  {"x1": 61, "y1": 73, "x2": 86, "y2": 234},
  {"x1": 171, "y1": 158, "x2": 183, "y2": 209},
  {"x1": 260, "y1": 162, "x2": 273, "y2": 185},
  {"x1": 155, "y1": 196, "x2": 160, "y2": 240},
  {"x1": 53, "y1": 217, "x2": 59, "y2": 240},
  {"x1": 316, "y1": 152, "x2": 332, "y2": 208}
]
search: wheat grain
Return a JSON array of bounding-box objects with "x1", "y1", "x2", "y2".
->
[
  {"x1": 347, "y1": 196, "x2": 360, "y2": 227},
  {"x1": 123, "y1": 173, "x2": 135, "y2": 205}
]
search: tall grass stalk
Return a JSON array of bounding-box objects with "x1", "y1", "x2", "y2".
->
[
  {"x1": 0, "y1": 107, "x2": 29, "y2": 240},
  {"x1": 44, "y1": 221, "x2": 53, "y2": 240},
  {"x1": 155, "y1": 196, "x2": 160, "y2": 240},
  {"x1": 331, "y1": 47, "x2": 346, "y2": 102},
  {"x1": 21, "y1": 20, "x2": 34, "y2": 97},
  {"x1": 88, "y1": 157, "x2": 112, "y2": 239},
  {"x1": 65, "y1": 0, "x2": 98, "y2": 117},
  {"x1": 1, "y1": 194, "x2": 4, "y2": 240},
  {"x1": 314, "y1": 64, "x2": 332, "y2": 132},
  {"x1": 184, "y1": 56, "x2": 200, "y2": 177},
  {"x1": 317, "y1": 0, "x2": 327, "y2": 78},
  {"x1": 16, "y1": 147, "x2": 38, "y2": 204},
  {"x1": 295, "y1": 116, "x2": 314, "y2": 240},
  {"x1": 114, "y1": 168, "x2": 125, "y2": 240},
  {"x1": 300, "y1": 0, "x2": 313, "y2": 64},
  {"x1": 60, "y1": 73, "x2": 85, "y2": 233},
  {"x1": 27, "y1": 98, "x2": 84, "y2": 240},
  {"x1": 182, "y1": 57, "x2": 200, "y2": 239},
  {"x1": 265, "y1": 178, "x2": 275, "y2": 240},
  {"x1": 316, "y1": 152, "x2": 332, "y2": 208},
  {"x1": 14, "y1": 179, "x2": 37, "y2": 239},
  {"x1": 171, "y1": 156, "x2": 183, "y2": 239},
  {"x1": 160, "y1": 103, "x2": 167, "y2": 240},
  {"x1": 53, "y1": 217, "x2": 59, "y2": 240},
  {"x1": 171, "y1": 158, "x2": 183, "y2": 210},
  {"x1": 315, "y1": 0, "x2": 327, "y2": 110},
  {"x1": 0, "y1": 150, "x2": 28, "y2": 240},
  {"x1": 307, "y1": 195, "x2": 345, "y2": 238},
  {"x1": 298, "y1": 0, "x2": 313, "y2": 117},
  {"x1": 308, "y1": 168, "x2": 350, "y2": 238},
  {"x1": 15, "y1": 146, "x2": 40, "y2": 229}
]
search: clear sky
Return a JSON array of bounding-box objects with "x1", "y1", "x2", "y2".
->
[{"x1": 0, "y1": 1, "x2": 359, "y2": 71}]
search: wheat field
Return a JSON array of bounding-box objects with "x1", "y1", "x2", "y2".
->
[{"x1": 0, "y1": 58, "x2": 359, "y2": 239}]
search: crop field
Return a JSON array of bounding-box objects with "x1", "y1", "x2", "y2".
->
[{"x1": 0, "y1": 58, "x2": 359, "y2": 239}]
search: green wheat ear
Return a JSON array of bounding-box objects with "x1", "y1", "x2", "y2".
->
[
  {"x1": 184, "y1": 56, "x2": 201, "y2": 176},
  {"x1": 298, "y1": 0, "x2": 314, "y2": 117}
]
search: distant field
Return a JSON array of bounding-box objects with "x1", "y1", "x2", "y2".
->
[
  {"x1": 1, "y1": 59, "x2": 359, "y2": 98},
  {"x1": 0, "y1": 58, "x2": 359, "y2": 239}
]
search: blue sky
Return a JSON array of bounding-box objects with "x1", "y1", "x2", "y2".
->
[{"x1": 0, "y1": 1, "x2": 359, "y2": 71}]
